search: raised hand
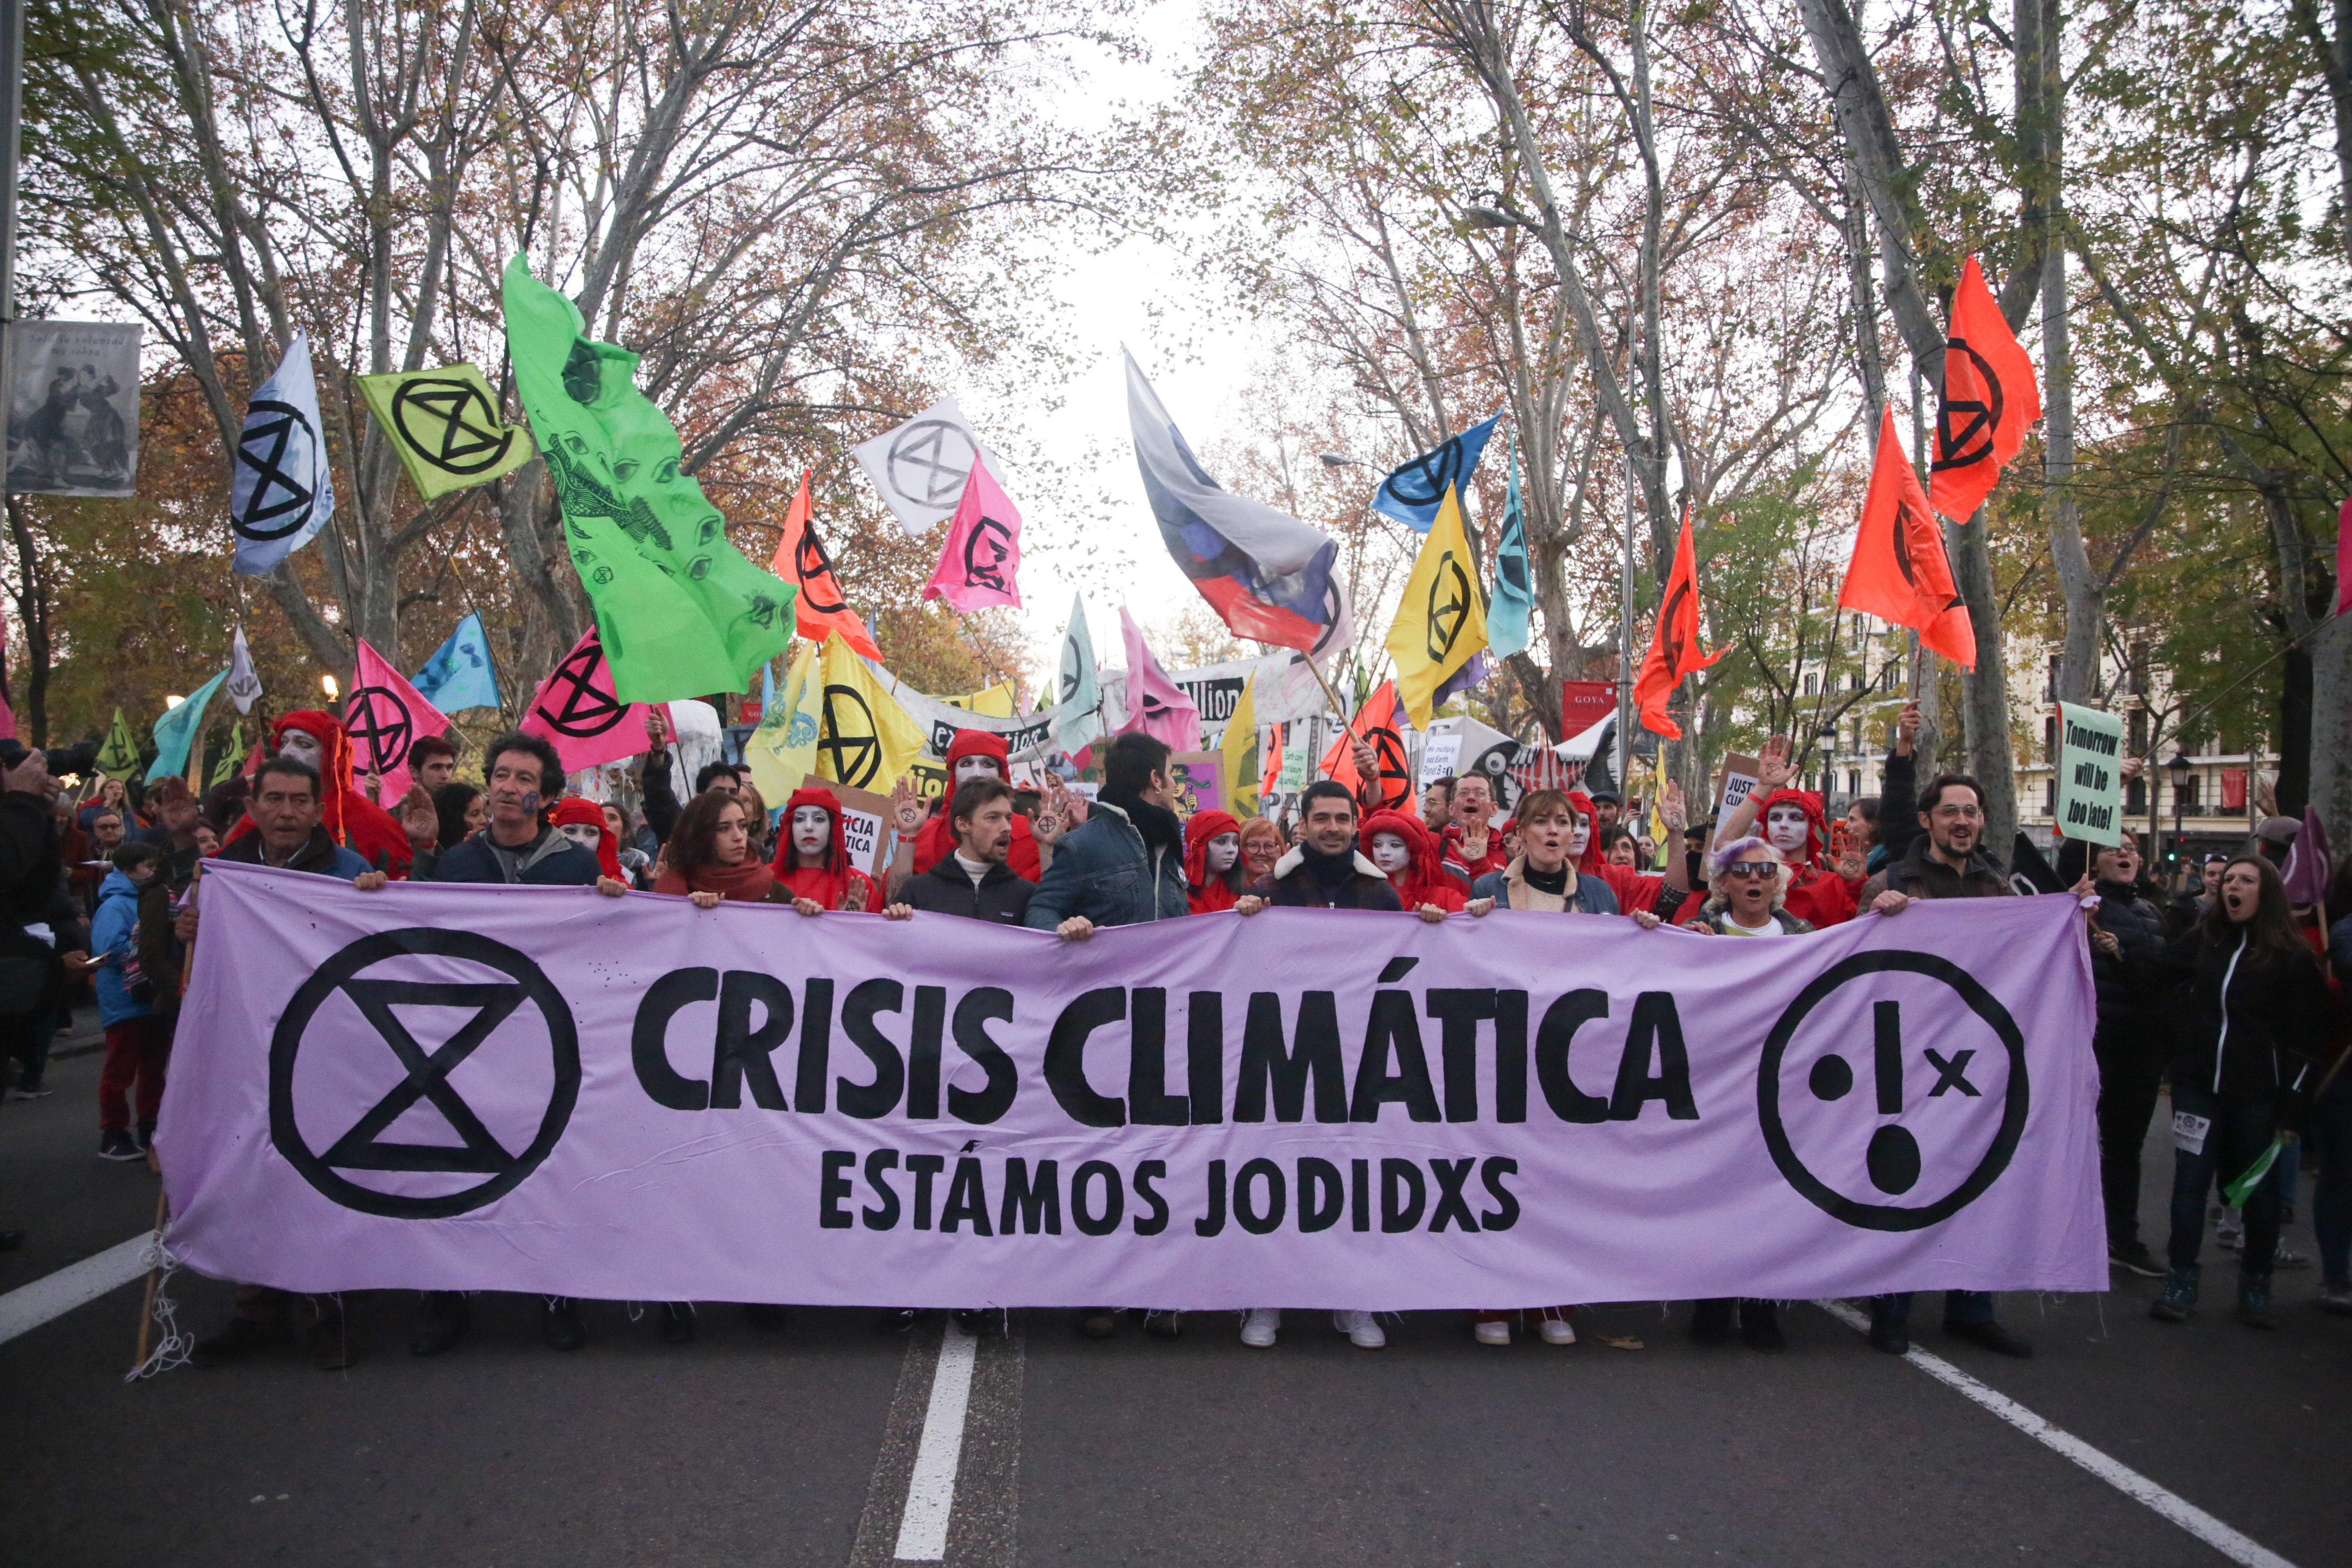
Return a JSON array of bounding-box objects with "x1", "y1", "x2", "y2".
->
[
  {"x1": 1661, "y1": 780, "x2": 1687, "y2": 835},
  {"x1": 1896, "y1": 700, "x2": 1920, "y2": 754},
  {"x1": 644, "y1": 708, "x2": 670, "y2": 752},
  {"x1": 1756, "y1": 734, "x2": 1796, "y2": 790},
  {"x1": 889, "y1": 775, "x2": 925, "y2": 835}
]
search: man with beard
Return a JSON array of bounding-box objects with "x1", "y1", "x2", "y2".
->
[
  {"x1": 886, "y1": 778, "x2": 1030, "y2": 925},
  {"x1": 1234, "y1": 781, "x2": 1403, "y2": 914},
  {"x1": 1859, "y1": 773, "x2": 2036, "y2": 1359},
  {"x1": 891, "y1": 730, "x2": 1042, "y2": 890}
]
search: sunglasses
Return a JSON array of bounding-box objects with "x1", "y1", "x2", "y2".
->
[{"x1": 1721, "y1": 861, "x2": 1777, "y2": 879}]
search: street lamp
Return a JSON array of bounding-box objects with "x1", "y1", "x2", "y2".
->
[{"x1": 2166, "y1": 750, "x2": 2192, "y2": 883}]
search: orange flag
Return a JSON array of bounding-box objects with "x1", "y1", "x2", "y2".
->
[
  {"x1": 1930, "y1": 256, "x2": 2040, "y2": 523},
  {"x1": 1632, "y1": 504, "x2": 1726, "y2": 740},
  {"x1": 1319, "y1": 681, "x2": 1412, "y2": 809},
  {"x1": 1842, "y1": 405, "x2": 1977, "y2": 669},
  {"x1": 769, "y1": 470, "x2": 882, "y2": 660}
]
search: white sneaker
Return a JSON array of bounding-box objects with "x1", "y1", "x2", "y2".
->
[
  {"x1": 1334, "y1": 1309, "x2": 1385, "y2": 1349},
  {"x1": 1474, "y1": 1319, "x2": 1511, "y2": 1346},
  {"x1": 1240, "y1": 1307, "x2": 1281, "y2": 1347},
  {"x1": 1538, "y1": 1314, "x2": 1576, "y2": 1345}
]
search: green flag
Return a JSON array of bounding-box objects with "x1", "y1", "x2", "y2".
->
[
  {"x1": 94, "y1": 708, "x2": 140, "y2": 776},
  {"x1": 355, "y1": 364, "x2": 535, "y2": 500},
  {"x1": 2222, "y1": 1134, "x2": 2286, "y2": 1210},
  {"x1": 501, "y1": 256, "x2": 794, "y2": 704},
  {"x1": 148, "y1": 669, "x2": 228, "y2": 783},
  {"x1": 209, "y1": 722, "x2": 243, "y2": 789}
]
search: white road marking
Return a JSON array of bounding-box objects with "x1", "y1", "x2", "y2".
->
[
  {"x1": 1814, "y1": 1299, "x2": 2299, "y2": 1568},
  {"x1": 892, "y1": 1324, "x2": 979, "y2": 1562},
  {"x1": 0, "y1": 1234, "x2": 152, "y2": 1347}
]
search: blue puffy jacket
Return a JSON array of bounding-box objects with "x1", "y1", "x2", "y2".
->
[
  {"x1": 89, "y1": 869, "x2": 153, "y2": 1026},
  {"x1": 1023, "y1": 800, "x2": 1188, "y2": 930}
]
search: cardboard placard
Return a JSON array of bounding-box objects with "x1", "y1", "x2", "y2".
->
[
  {"x1": 799, "y1": 775, "x2": 893, "y2": 878},
  {"x1": 2055, "y1": 702, "x2": 2125, "y2": 846},
  {"x1": 1710, "y1": 752, "x2": 1762, "y2": 846},
  {"x1": 1169, "y1": 752, "x2": 1225, "y2": 818},
  {"x1": 1418, "y1": 733, "x2": 1464, "y2": 789}
]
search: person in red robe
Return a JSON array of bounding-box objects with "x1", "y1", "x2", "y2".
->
[
  {"x1": 548, "y1": 796, "x2": 624, "y2": 882},
  {"x1": 1359, "y1": 807, "x2": 1478, "y2": 914},
  {"x1": 1184, "y1": 808, "x2": 1247, "y2": 914},
  {"x1": 772, "y1": 786, "x2": 876, "y2": 912},
  {"x1": 225, "y1": 710, "x2": 412, "y2": 876},
  {"x1": 1744, "y1": 787, "x2": 1862, "y2": 928},
  {"x1": 909, "y1": 730, "x2": 1041, "y2": 882}
]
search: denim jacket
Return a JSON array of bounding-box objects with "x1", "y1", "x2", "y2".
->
[{"x1": 1023, "y1": 800, "x2": 1189, "y2": 930}]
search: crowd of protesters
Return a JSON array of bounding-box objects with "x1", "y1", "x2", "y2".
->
[{"x1": 1, "y1": 687, "x2": 2345, "y2": 1371}]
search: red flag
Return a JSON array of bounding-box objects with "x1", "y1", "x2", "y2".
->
[
  {"x1": 520, "y1": 628, "x2": 675, "y2": 776},
  {"x1": 1319, "y1": 681, "x2": 1411, "y2": 809},
  {"x1": 1842, "y1": 406, "x2": 1976, "y2": 669},
  {"x1": 349, "y1": 637, "x2": 453, "y2": 805},
  {"x1": 1930, "y1": 256, "x2": 2040, "y2": 523},
  {"x1": 1631, "y1": 504, "x2": 1726, "y2": 740},
  {"x1": 769, "y1": 471, "x2": 882, "y2": 660}
]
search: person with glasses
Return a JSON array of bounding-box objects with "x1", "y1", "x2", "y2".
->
[{"x1": 1855, "y1": 773, "x2": 2035, "y2": 1359}]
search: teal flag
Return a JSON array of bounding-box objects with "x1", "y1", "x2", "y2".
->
[
  {"x1": 412, "y1": 611, "x2": 501, "y2": 712},
  {"x1": 501, "y1": 256, "x2": 795, "y2": 703},
  {"x1": 1488, "y1": 436, "x2": 1533, "y2": 660},
  {"x1": 147, "y1": 668, "x2": 228, "y2": 784}
]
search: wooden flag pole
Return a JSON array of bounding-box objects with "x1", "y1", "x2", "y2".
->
[{"x1": 129, "y1": 1184, "x2": 167, "y2": 1374}]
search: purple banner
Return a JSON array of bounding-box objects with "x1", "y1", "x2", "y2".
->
[{"x1": 159, "y1": 860, "x2": 2104, "y2": 1307}]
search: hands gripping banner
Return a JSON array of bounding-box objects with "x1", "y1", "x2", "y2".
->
[{"x1": 160, "y1": 866, "x2": 2103, "y2": 1309}]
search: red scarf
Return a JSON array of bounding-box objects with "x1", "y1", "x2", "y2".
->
[{"x1": 655, "y1": 858, "x2": 777, "y2": 901}]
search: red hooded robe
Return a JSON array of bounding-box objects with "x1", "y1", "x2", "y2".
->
[
  {"x1": 548, "y1": 796, "x2": 623, "y2": 882},
  {"x1": 1362, "y1": 808, "x2": 1465, "y2": 912},
  {"x1": 912, "y1": 730, "x2": 1040, "y2": 882},
  {"x1": 1749, "y1": 788, "x2": 1859, "y2": 927},
  {"x1": 771, "y1": 786, "x2": 876, "y2": 910},
  {"x1": 1184, "y1": 808, "x2": 1247, "y2": 914},
  {"x1": 227, "y1": 709, "x2": 413, "y2": 876}
]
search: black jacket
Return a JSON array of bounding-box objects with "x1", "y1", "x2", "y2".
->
[
  {"x1": 1254, "y1": 845, "x2": 1404, "y2": 911},
  {"x1": 2161, "y1": 928, "x2": 2330, "y2": 1100},
  {"x1": 639, "y1": 750, "x2": 681, "y2": 845},
  {"x1": 0, "y1": 789, "x2": 64, "y2": 928},
  {"x1": 2088, "y1": 878, "x2": 2170, "y2": 1031},
  {"x1": 1868, "y1": 834, "x2": 2014, "y2": 901},
  {"x1": 900, "y1": 854, "x2": 1033, "y2": 925},
  {"x1": 433, "y1": 825, "x2": 602, "y2": 886}
]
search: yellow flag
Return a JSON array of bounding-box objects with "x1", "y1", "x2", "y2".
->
[
  {"x1": 744, "y1": 641, "x2": 823, "y2": 802},
  {"x1": 943, "y1": 679, "x2": 1018, "y2": 718},
  {"x1": 1220, "y1": 673, "x2": 1259, "y2": 819},
  {"x1": 1385, "y1": 485, "x2": 1488, "y2": 727},
  {"x1": 816, "y1": 633, "x2": 926, "y2": 792}
]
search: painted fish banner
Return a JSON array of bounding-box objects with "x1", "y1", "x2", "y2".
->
[{"x1": 159, "y1": 864, "x2": 2103, "y2": 1309}]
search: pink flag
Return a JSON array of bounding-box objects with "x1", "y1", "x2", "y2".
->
[
  {"x1": 923, "y1": 459, "x2": 1023, "y2": 612},
  {"x1": 2337, "y1": 495, "x2": 2351, "y2": 616},
  {"x1": 2282, "y1": 807, "x2": 2333, "y2": 906},
  {"x1": 350, "y1": 637, "x2": 452, "y2": 805},
  {"x1": 521, "y1": 627, "x2": 674, "y2": 777},
  {"x1": 1117, "y1": 605, "x2": 1201, "y2": 752}
]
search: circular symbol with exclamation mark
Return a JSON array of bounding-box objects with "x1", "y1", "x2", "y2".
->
[{"x1": 1757, "y1": 951, "x2": 2029, "y2": 1232}]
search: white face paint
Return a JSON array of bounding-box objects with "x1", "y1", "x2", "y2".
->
[
  {"x1": 279, "y1": 730, "x2": 324, "y2": 769},
  {"x1": 1206, "y1": 833, "x2": 1240, "y2": 874},
  {"x1": 558, "y1": 822, "x2": 601, "y2": 852},
  {"x1": 1370, "y1": 832, "x2": 1412, "y2": 876},
  {"x1": 790, "y1": 805, "x2": 832, "y2": 858},
  {"x1": 953, "y1": 755, "x2": 1002, "y2": 785},
  {"x1": 1764, "y1": 803, "x2": 1811, "y2": 854},
  {"x1": 1567, "y1": 815, "x2": 1591, "y2": 858}
]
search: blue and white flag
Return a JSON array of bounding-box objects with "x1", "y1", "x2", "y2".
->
[
  {"x1": 1125, "y1": 351, "x2": 1351, "y2": 657},
  {"x1": 1372, "y1": 413, "x2": 1500, "y2": 533},
  {"x1": 1488, "y1": 435, "x2": 1534, "y2": 659},
  {"x1": 1053, "y1": 593, "x2": 1102, "y2": 753},
  {"x1": 147, "y1": 668, "x2": 228, "y2": 784},
  {"x1": 230, "y1": 330, "x2": 335, "y2": 577},
  {"x1": 411, "y1": 611, "x2": 501, "y2": 713}
]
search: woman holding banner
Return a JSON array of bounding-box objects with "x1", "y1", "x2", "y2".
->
[
  {"x1": 1184, "y1": 808, "x2": 1247, "y2": 914},
  {"x1": 654, "y1": 793, "x2": 791, "y2": 908},
  {"x1": 770, "y1": 787, "x2": 874, "y2": 912}
]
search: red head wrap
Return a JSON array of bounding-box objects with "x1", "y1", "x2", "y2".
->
[
  {"x1": 1361, "y1": 807, "x2": 1463, "y2": 911},
  {"x1": 914, "y1": 731, "x2": 1039, "y2": 882},
  {"x1": 1751, "y1": 788, "x2": 1827, "y2": 863},
  {"x1": 548, "y1": 795, "x2": 623, "y2": 881},
  {"x1": 773, "y1": 786, "x2": 857, "y2": 909},
  {"x1": 246, "y1": 708, "x2": 410, "y2": 873}
]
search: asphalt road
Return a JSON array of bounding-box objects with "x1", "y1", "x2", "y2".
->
[{"x1": 4, "y1": 1022, "x2": 2346, "y2": 1568}]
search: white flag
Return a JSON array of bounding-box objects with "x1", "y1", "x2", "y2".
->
[
  {"x1": 225, "y1": 624, "x2": 262, "y2": 714},
  {"x1": 851, "y1": 396, "x2": 1006, "y2": 538},
  {"x1": 230, "y1": 330, "x2": 335, "y2": 577}
]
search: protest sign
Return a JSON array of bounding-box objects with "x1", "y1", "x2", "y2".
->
[
  {"x1": 161, "y1": 865, "x2": 2102, "y2": 1309},
  {"x1": 1712, "y1": 753, "x2": 1763, "y2": 844},
  {"x1": 1168, "y1": 752, "x2": 1225, "y2": 817},
  {"x1": 2055, "y1": 703, "x2": 2126, "y2": 847},
  {"x1": 801, "y1": 775, "x2": 891, "y2": 878}
]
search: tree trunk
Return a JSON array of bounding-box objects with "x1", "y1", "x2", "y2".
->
[
  {"x1": 2279, "y1": 635, "x2": 2312, "y2": 817},
  {"x1": 2307, "y1": 602, "x2": 2352, "y2": 836},
  {"x1": 1950, "y1": 508, "x2": 2018, "y2": 864}
]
